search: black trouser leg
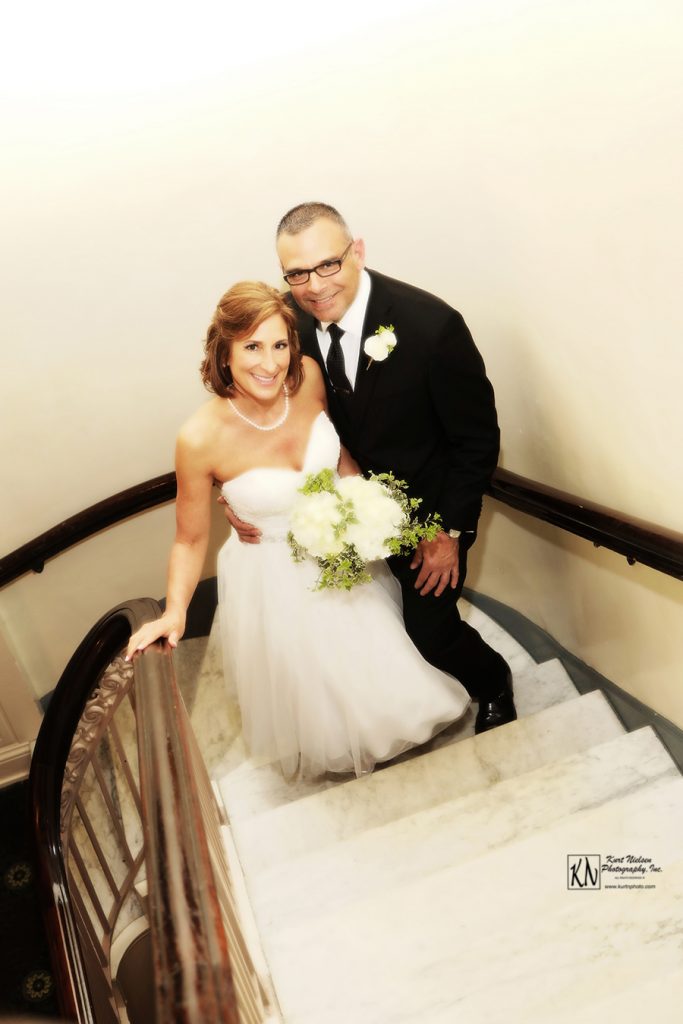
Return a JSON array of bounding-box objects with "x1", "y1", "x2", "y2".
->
[{"x1": 388, "y1": 541, "x2": 509, "y2": 700}]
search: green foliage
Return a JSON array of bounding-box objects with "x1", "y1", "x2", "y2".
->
[
  {"x1": 299, "y1": 467, "x2": 337, "y2": 496},
  {"x1": 289, "y1": 469, "x2": 443, "y2": 591},
  {"x1": 287, "y1": 532, "x2": 307, "y2": 563},
  {"x1": 316, "y1": 545, "x2": 371, "y2": 591}
]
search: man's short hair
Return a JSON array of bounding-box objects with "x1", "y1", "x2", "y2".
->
[{"x1": 276, "y1": 202, "x2": 352, "y2": 239}]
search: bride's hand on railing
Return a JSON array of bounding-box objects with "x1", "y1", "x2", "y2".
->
[{"x1": 125, "y1": 613, "x2": 185, "y2": 660}]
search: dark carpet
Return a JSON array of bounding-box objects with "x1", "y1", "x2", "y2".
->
[{"x1": 0, "y1": 780, "x2": 60, "y2": 1018}]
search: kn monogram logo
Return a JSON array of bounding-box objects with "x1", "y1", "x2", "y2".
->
[{"x1": 567, "y1": 854, "x2": 601, "y2": 890}]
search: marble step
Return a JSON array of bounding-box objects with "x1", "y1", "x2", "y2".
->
[
  {"x1": 219, "y1": 689, "x2": 624, "y2": 873},
  {"x1": 215, "y1": 657, "x2": 584, "y2": 829},
  {"x1": 549, "y1": 965, "x2": 683, "y2": 1024},
  {"x1": 459, "y1": 598, "x2": 537, "y2": 678},
  {"x1": 427, "y1": 655, "x2": 580, "y2": 754},
  {"x1": 243, "y1": 726, "x2": 680, "y2": 934},
  {"x1": 260, "y1": 774, "x2": 683, "y2": 1024},
  {"x1": 514, "y1": 655, "x2": 579, "y2": 717},
  {"x1": 220, "y1": 688, "x2": 626, "y2": 880}
]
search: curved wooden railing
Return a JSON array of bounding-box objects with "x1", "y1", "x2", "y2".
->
[
  {"x1": 30, "y1": 601, "x2": 142, "y2": 1023},
  {"x1": 134, "y1": 642, "x2": 240, "y2": 1024},
  {"x1": 30, "y1": 599, "x2": 278, "y2": 1023},
  {"x1": 3, "y1": 468, "x2": 683, "y2": 589},
  {"x1": 0, "y1": 474, "x2": 177, "y2": 587}
]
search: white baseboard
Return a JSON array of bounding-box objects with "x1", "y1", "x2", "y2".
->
[{"x1": 0, "y1": 741, "x2": 32, "y2": 787}]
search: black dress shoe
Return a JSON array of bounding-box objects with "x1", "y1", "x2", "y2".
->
[{"x1": 474, "y1": 674, "x2": 517, "y2": 735}]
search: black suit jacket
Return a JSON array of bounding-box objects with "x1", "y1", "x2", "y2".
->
[{"x1": 291, "y1": 269, "x2": 500, "y2": 533}]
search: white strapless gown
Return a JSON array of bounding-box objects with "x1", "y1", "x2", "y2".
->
[{"x1": 218, "y1": 411, "x2": 470, "y2": 779}]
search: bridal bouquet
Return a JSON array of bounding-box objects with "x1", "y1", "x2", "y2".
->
[{"x1": 288, "y1": 469, "x2": 441, "y2": 591}]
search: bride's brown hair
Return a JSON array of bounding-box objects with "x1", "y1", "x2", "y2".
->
[{"x1": 200, "y1": 281, "x2": 304, "y2": 397}]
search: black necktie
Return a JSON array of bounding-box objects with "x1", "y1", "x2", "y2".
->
[{"x1": 325, "y1": 323, "x2": 353, "y2": 396}]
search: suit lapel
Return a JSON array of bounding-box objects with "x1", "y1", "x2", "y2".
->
[{"x1": 351, "y1": 271, "x2": 393, "y2": 428}]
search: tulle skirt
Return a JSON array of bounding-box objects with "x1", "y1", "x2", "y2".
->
[{"x1": 217, "y1": 532, "x2": 470, "y2": 779}]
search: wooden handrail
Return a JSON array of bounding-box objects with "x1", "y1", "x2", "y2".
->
[
  {"x1": 4, "y1": 467, "x2": 683, "y2": 588},
  {"x1": 489, "y1": 469, "x2": 683, "y2": 581},
  {"x1": 134, "y1": 644, "x2": 239, "y2": 1024},
  {"x1": 30, "y1": 597, "x2": 268, "y2": 1023},
  {"x1": 0, "y1": 473, "x2": 176, "y2": 587}
]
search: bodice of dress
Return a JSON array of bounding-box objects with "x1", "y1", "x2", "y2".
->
[{"x1": 220, "y1": 411, "x2": 341, "y2": 542}]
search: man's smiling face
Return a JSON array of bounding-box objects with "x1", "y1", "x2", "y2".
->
[{"x1": 277, "y1": 216, "x2": 365, "y2": 323}]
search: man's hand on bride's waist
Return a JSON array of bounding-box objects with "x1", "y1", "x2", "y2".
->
[{"x1": 218, "y1": 495, "x2": 262, "y2": 544}]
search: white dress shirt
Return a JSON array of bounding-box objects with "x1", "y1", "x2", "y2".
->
[{"x1": 317, "y1": 269, "x2": 372, "y2": 388}]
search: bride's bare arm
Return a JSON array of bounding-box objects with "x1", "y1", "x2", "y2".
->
[
  {"x1": 126, "y1": 434, "x2": 213, "y2": 658},
  {"x1": 338, "y1": 444, "x2": 361, "y2": 477}
]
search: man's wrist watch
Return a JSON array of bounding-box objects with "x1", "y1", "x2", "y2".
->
[{"x1": 447, "y1": 529, "x2": 461, "y2": 539}]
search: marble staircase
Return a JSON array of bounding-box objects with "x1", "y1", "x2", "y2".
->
[{"x1": 180, "y1": 601, "x2": 683, "y2": 1023}]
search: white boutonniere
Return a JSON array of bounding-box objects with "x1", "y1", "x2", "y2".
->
[{"x1": 364, "y1": 324, "x2": 397, "y2": 369}]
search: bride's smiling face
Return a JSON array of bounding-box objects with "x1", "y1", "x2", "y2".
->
[{"x1": 229, "y1": 313, "x2": 291, "y2": 401}]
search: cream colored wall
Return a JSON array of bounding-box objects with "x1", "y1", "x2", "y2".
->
[
  {"x1": 2, "y1": 2, "x2": 682, "y2": 719},
  {"x1": 467, "y1": 504, "x2": 683, "y2": 726},
  {"x1": 0, "y1": 501, "x2": 228, "y2": 701}
]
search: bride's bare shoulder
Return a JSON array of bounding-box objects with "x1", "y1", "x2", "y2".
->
[
  {"x1": 176, "y1": 398, "x2": 226, "y2": 457},
  {"x1": 301, "y1": 355, "x2": 325, "y2": 398},
  {"x1": 301, "y1": 354, "x2": 322, "y2": 377}
]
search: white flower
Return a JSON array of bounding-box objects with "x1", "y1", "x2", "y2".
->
[
  {"x1": 363, "y1": 325, "x2": 397, "y2": 365},
  {"x1": 290, "y1": 491, "x2": 345, "y2": 558},
  {"x1": 287, "y1": 468, "x2": 440, "y2": 590},
  {"x1": 337, "y1": 476, "x2": 406, "y2": 560}
]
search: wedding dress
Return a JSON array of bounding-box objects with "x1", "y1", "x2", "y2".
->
[{"x1": 218, "y1": 410, "x2": 470, "y2": 779}]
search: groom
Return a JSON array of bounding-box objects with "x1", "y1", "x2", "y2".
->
[{"x1": 277, "y1": 203, "x2": 515, "y2": 733}]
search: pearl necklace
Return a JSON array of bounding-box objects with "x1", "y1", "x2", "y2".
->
[{"x1": 227, "y1": 384, "x2": 289, "y2": 431}]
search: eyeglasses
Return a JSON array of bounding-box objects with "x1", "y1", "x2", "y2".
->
[{"x1": 282, "y1": 242, "x2": 353, "y2": 287}]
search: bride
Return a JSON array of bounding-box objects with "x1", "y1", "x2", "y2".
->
[{"x1": 127, "y1": 281, "x2": 470, "y2": 778}]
